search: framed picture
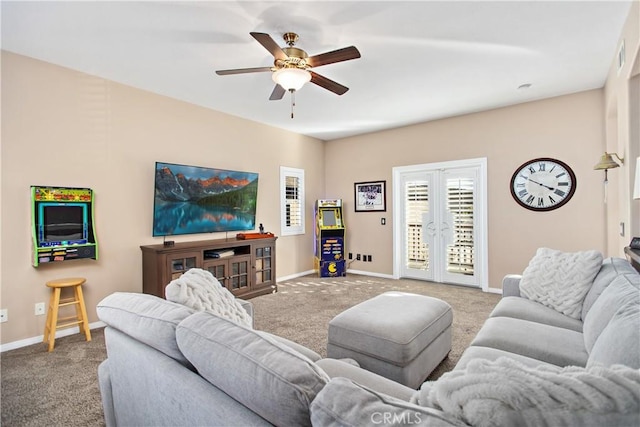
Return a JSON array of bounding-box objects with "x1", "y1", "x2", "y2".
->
[{"x1": 354, "y1": 181, "x2": 386, "y2": 212}]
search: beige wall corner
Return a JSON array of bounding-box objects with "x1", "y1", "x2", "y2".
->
[
  {"x1": 0, "y1": 51, "x2": 324, "y2": 345},
  {"x1": 603, "y1": 0, "x2": 640, "y2": 252}
]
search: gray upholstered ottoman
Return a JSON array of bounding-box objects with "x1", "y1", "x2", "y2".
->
[{"x1": 327, "y1": 291, "x2": 452, "y2": 389}]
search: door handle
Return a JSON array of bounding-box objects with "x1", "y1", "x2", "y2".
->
[{"x1": 424, "y1": 222, "x2": 437, "y2": 235}]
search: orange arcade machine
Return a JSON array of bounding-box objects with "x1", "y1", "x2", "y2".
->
[{"x1": 314, "y1": 199, "x2": 346, "y2": 277}]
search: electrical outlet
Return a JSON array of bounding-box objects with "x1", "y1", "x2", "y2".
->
[
  {"x1": 367, "y1": 255, "x2": 372, "y2": 262},
  {"x1": 348, "y1": 252, "x2": 353, "y2": 260},
  {"x1": 0, "y1": 309, "x2": 7, "y2": 323},
  {"x1": 356, "y1": 254, "x2": 361, "y2": 261},
  {"x1": 35, "y1": 302, "x2": 46, "y2": 316},
  {"x1": 363, "y1": 255, "x2": 368, "y2": 262}
]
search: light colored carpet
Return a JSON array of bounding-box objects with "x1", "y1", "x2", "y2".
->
[
  {"x1": 253, "y1": 274, "x2": 501, "y2": 380},
  {"x1": 1, "y1": 273, "x2": 500, "y2": 426}
]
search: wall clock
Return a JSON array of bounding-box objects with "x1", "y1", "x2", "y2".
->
[{"x1": 510, "y1": 158, "x2": 576, "y2": 211}]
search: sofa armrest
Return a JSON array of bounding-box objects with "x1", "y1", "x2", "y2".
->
[
  {"x1": 238, "y1": 299, "x2": 253, "y2": 317},
  {"x1": 315, "y1": 358, "x2": 416, "y2": 402},
  {"x1": 237, "y1": 299, "x2": 254, "y2": 327},
  {"x1": 98, "y1": 360, "x2": 116, "y2": 427},
  {"x1": 502, "y1": 274, "x2": 522, "y2": 298}
]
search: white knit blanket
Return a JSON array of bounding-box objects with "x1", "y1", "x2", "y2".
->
[
  {"x1": 413, "y1": 357, "x2": 640, "y2": 427},
  {"x1": 520, "y1": 248, "x2": 603, "y2": 319},
  {"x1": 165, "y1": 268, "x2": 252, "y2": 328}
]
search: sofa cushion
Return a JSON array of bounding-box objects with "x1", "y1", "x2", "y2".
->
[
  {"x1": 587, "y1": 301, "x2": 640, "y2": 369},
  {"x1": 470, "y1": 317, "x2": 588, "y2": 367},
  {"x1": 583, "y1": 273, "x2": 640, "y2": 352},
  {"x1": 582, "y1": 257, "x2": 638, "y2": 320},
  {"x1": 176, "y1": 312, "x2": 329, "y2": 427},
  {"x1": 456, "y1": 346, "x2": 557, "y2": 370},
  {"x1": 519, "y1": 248, "x2": 603, "y2": 319},
  {"x1": 315, "y1": 358, "x2": 416, "y2": 402},
  {"x1": 97, "y1": 292, "x2": 194, "y2": 365},
  {"x1": 489, "y1": 296, "x2": 583, "y2": 332},
  {"x1": 309, "y1": 377, "x2": 464, "y2": 427},
  {"x1": 415, "y1": 357, "x2": 640, "y2": 427},
  {"x1": 259, "y1": 331, "x2": 322, "y2": 362}
]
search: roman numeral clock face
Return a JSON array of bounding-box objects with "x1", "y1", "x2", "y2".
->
[{"x1": 510, "y1": 158, "x2": 576, "y2": 211}]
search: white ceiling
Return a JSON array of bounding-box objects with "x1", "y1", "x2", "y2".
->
[{"x1": 1, "y1": 1, "x2": 632, "y2": 141}]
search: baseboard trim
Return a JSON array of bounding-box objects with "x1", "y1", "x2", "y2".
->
[
  {"x1": 277, "y1": 269, "x2": 316, "y2": 282},
  {"x1": 279, "y1": 269, "x2": 396, "y2": 281},
  {"x1": 346, "y1": 269, "x2": 395, "y2": 279},
  {"x1": 0, "y1": 321, "x2": 106, "y2": 353}
]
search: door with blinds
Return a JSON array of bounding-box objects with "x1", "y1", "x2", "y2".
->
[
  {"x1": 399, "y1": 170, "x2": 435, "y2": 282},
  {"x1": 393, "y1": 159, "x2": 487, "y2": 289}
]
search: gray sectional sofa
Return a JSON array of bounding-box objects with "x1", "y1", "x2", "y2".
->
[
  {"x1": 457, "y1": 256, "x2": 640, "y2": 370},
  {"x1": 97, "y1": 256, "x2": 640, "y2": 426}
]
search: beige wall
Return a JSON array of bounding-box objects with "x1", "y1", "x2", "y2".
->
[
  {"x1": 325, "y1": 90, "x2": 608, "y2": 287},
  {"x1": 604, "y1": 0, "x2": 640, "y2": 248},
  {"x1": 0, "y1": 52, "x2": 324, "y2": 345}
]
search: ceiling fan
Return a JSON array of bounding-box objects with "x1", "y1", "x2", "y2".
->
[{"x1": 216, "y1": 32, "x2": 361, "y2": 102}]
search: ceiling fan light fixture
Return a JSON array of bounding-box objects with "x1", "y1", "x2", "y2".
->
[{"x1": 272, "y1": 68, "x2": 311, "y2": 91}]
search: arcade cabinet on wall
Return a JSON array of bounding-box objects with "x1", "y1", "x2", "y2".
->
[
  {"x1": 31, "y1": 186, "x2": 99, "y2": 267},
  {"x1": 314, "y1": 199, "x2": 346, "y2": 277}
]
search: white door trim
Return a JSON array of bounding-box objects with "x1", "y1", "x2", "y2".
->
[{"x1": 392, "y1": 157, "x2": 489, "y2": 291}]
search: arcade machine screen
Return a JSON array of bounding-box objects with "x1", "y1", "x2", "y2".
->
[{"x1": 323, "y1": 209, "x2": 337, "y2": 227}]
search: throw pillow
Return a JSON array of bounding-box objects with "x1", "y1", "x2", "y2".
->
[
  {"x1": 414, "y1": 357, "x2": 640, "y2": 427},
  {"x1": 165, "y1": 268, "x2": 252, "y2": 328},
  {"x1": 519, "y1": 247, "x2": 603, "y2": 319},
  {"x1": 176, "y1": 312, "x2": 329, "y2": 427}
]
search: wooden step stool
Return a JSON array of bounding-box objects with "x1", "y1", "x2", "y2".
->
[{"x1": 44, "y1": 277, "x2": 92, "y2": 352}]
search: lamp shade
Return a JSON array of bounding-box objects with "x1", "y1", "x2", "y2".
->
[
  {"x1": 594, "y1": 153, "x2": 621, "y2": 170},
  {"x1": 272, "y1": 68, "x2": 311, "y2": 91},
  {"x1": 634, "y1": 157, "x2": 640, "y2": 200}
]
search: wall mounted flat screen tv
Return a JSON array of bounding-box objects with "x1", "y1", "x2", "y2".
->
[{"x1": 153, "y1": 162, "x2": 259, "y2": 237}]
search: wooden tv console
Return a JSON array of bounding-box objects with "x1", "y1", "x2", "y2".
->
[{"x1": 140, "y1": 236, "x2": 277, "y2": 299}]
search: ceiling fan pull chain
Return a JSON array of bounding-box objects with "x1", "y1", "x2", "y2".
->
[{"x1": 290, "y1": 89, "x2": 296, "y2": 119}]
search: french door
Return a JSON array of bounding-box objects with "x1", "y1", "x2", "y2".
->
[{"x1": 393, "y1": 158, "x2": 488, "y2": 289}]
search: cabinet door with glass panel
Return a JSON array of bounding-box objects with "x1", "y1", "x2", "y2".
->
[
  {"x1": 204, "y1": 255, "x2": 251, "y2": 296},
  {"x1": 166, "y1": 252, "x2": 202, "y2": 281},
  {"x1": 254, "y1": 242, "x2": 275, "y2": 289}
]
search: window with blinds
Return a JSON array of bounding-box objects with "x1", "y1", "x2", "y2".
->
[
  {"x1": 405, "y1": 181, "x2": 429, "y2": 270},
  {"x1": 280, "y1": 166, "x2": 305, "y2": 236},
  {"x1": 446, "y1": 177, "x2": 474, "y2": 275}
]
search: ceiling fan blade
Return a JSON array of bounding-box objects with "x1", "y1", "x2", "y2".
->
[
  {"x1": 310, "y1": 71, "x2": 349, "y2": 95},
  {"x1": 250, "y1": 32, "x2": 288, "y2": 60},
  {"x1": 269, "y1": 84, "x2": 286, "y2": 100},
  {"x1": 307, "y1": 46, "x2": 361, "y2": 68},
  {"x1": 215, "y1": 66, "x2": 272, "y2": 76}
]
